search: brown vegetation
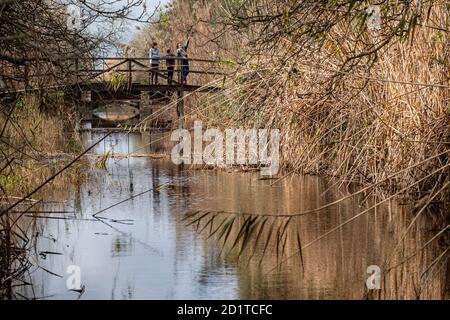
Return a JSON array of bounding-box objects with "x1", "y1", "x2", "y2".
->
[{"x1": 150, "y1": 0, "x2": 450, "y2": 299}]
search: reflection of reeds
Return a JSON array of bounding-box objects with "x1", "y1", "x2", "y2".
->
[
  {"x1": 0, "y1": 212, "x2": 31, "y2": 299},
  {"x1": 184, "y1": 211, "x2": 304, "y2": 269},
  {"x1": 0, "y1": 92, "x2": 84, "y2": 298},
  {"x1": 184, "y1": 175, "x2": 449, "y2": 299}
]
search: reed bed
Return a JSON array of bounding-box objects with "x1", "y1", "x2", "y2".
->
[
  {"x1": 0, "y1": 93, "x2": 83, "y2": 298},
  {"x1": 193, "y1": 2, "x2": 450, "y2": 200},
  {"x1": 148, "y1": 0, "x2": 450, "y2": 299}
]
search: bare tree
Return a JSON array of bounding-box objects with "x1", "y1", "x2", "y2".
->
[{"x1": 0, "y1": 0, "x2": 160, "y2": 299}]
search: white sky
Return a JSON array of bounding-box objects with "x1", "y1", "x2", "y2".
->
[
  {"x1": 65, "y1": 0, "x2": 171, "y2": 53},
  {"x1": 69, "y1": 0, "x2": 172, "y2": 54},
  {"x1": 119, "y1": 0, "x2": 171, "y2": 44}
]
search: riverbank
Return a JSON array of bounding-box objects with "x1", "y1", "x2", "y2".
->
[{"x1": 0, "y1": 93, "x2": 83, "y2": 298}]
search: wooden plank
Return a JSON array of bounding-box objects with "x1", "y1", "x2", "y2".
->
[
  {"x1": 78, "y1": 83, "x2": 222, "y2": 93},
  {"x1": 80, "y1": 69, "x2": 226, "y2": 76},
  {"x1": 0, "y1": 83, "x2": 222, "y2": 96}
]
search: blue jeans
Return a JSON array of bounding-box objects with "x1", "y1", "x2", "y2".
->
[
  {"x1": 181, "y1": 65, "x2": 189, "y2": 82},
  {"x1": 150, "y1": 64, "x2": 159, "y2": 84}
]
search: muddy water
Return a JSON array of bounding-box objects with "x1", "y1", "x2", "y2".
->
[{"x1": 20, "y1": 131, "x2": 448, "y2": 300}]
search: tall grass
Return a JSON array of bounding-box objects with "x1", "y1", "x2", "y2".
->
[
  {"x1": 194, "y1": 2, "x2": 450, "y2": 199},
  {"x1": 0, "y1": 93, "x2": 83, "y2": 298},
  {"x1": 147, "y1": 0, "x2": 450, "y2": 299}
]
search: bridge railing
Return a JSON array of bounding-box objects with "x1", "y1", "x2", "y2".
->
[
  {"x1": 72, "y1": 57, "x2": 230, "y2": 87},
  {"x1": 0, "y1": 56, "x2": 235, "y2": 94}
]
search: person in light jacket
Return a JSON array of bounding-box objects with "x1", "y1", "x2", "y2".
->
[{"x1": 149, "y1": 42, "x2": 160, "y2": 84}]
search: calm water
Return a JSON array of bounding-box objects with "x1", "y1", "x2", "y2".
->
[{"x1": 19, "y1": 130, "x2": 448, "y2": 300}]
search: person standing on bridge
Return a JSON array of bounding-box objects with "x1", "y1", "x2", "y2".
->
[
  {"x1": 176, "y1": 39, "x2": 190, "y2": 85},
  {"x1": 166, "y1": 49, "x2": 175, "y2": 85},
  {"x1": 149, "y1": 42, "x2": 160, "y2": 85}
]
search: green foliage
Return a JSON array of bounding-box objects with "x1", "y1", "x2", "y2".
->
[
  {"x1": 434, "y1": 31, "x2": 444, "y2": 42},
  {"x1": 218, "y1": 59, "x2": 238, "y2": 67},
  {"x1": 347, "y1": 0, "x2": 357, "y2": 13},
  {"x1": 159, "y1": 12, "x2": 170, "y2": 28},
  {"x1": 396, "y1": 12, "x2": 419, "y2": 42},
  {"x1": 108, "y1": 73, "x2": 128, "y2": 91},
  {"x1": 283, "y1": 0, "x2": 298, "y2": 25},
  {"x1": 65, "y1": 136, "x2": 83, "y2": 154},
  {"x1": 0, "y1": 175, "x2": 21, "y2": 192},
  {"x1": 15, "y1": 93, "x2": 25, "y2": 110},
  {"x1": 290, "y1": 113, "x2": 298, "y2": 127},
  {"x1": 406, "y1": 13, "x2": 419, "y2": 42},
  {"x1": 351, "y1": 7, "x2": 369, "y2": 33}
]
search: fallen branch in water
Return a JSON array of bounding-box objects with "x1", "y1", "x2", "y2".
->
[
  {"x1": 38, "y1": 266, "x2": 62, "y2": 278},
  {"x1": 11, "y1": 211, "x2": 75, "y2": 214},
  {"x1": 91, "y1": 153, "x2": 168, "y2": 159},
  {"x1": 0, "y1": 196, "x2": 39, "y2": 203},
  {"x1": 25, "y1": 215, "x2": 99, "y2": 222}
]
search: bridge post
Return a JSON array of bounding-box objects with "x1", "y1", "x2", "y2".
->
[
  {"x1": 24, "y1": 63, "x2": 30, "y2": 92},
  {"x1": 177, "y1": 89, "x2": 184, "y2": 129},
  {"x1": 127, "y1": 58, "x2": 132, "y2": 91},
  {"x1": 140, "y1": 91, "x2": 151, "y2": 125},
  {"x1": 176, "y1": 58, "x2": 185, "y2": 129},
  {"x1": 80, "y1": 90, "x2": 91, "y2": 102},
  {"x1": 75, "y1": 58, "x2": 79, "y2": 84}
]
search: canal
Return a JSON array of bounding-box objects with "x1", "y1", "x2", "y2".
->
[{"x1": 20, "y1": 129, "x2": 448, "y2": 299}]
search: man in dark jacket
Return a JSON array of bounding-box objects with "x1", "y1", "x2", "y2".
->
[
  {"x1": 176, "y1": 39, "x2": 190, "y2": 85},
  {"x1": 166, "y1": 49, "x2": 175, "y2": 85}
]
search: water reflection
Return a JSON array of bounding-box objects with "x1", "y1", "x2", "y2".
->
[{"x1": 18, "y1": 131, "x2": 448, "y2": 300}]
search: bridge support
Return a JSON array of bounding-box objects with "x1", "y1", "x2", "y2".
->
[
  {"x1": 177, "y1": 89, "x2": 184, "y2": 129},
  {"x1": 140, "y1": 91, "x2": 151, "y2": 124},
  {"x1": 24, "y1": 63, "x2": 30, "y2": 92},
  {"x1": 80, "y1": 90, "x2": 92, "y2": 102}
]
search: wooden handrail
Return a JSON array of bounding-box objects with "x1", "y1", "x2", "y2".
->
[
  {"x1": 1, "y1": 55, "x2": 230, "y2": 94},
  {"x1": 19, "y1": 56, "x2": 232, "y2": 64},
  {"x1": 80, "y1": 69, "x2": 225, "y2": 75}
]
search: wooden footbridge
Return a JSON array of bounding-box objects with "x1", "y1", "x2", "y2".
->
[{"x1": 0, "y1": 56, "x2": 229, "y2": 128}]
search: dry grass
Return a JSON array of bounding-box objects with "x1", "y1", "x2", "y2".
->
[
  {"x1": 193, "y1": 2, "x2": 450, "y2": 200},
  {"x1": 161, "y1": 0, "x2": 450, "y2": 299},
  {"x1": 0, "y1": 93, "x2": 83, "y2": 298}
]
